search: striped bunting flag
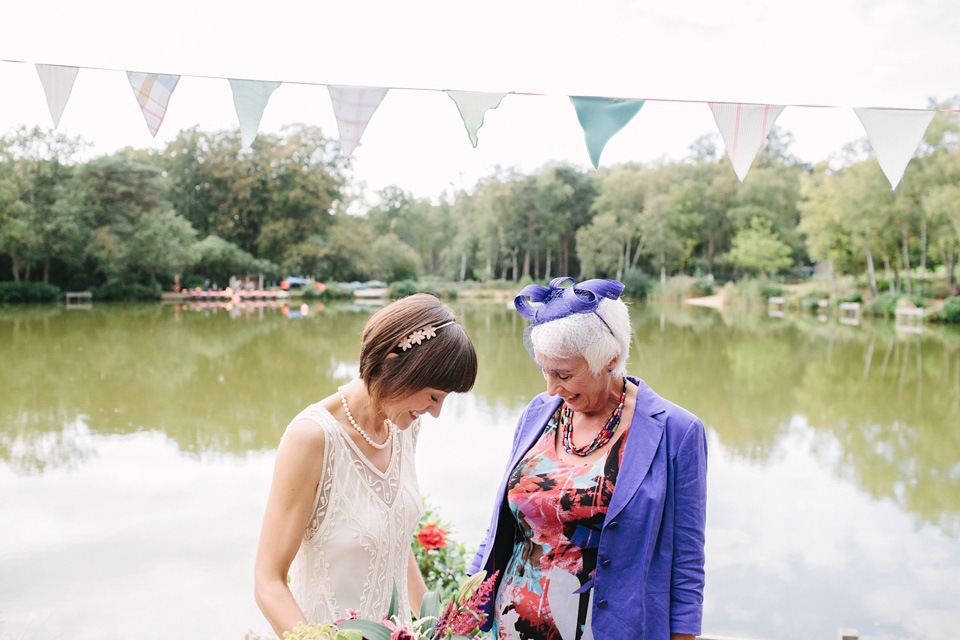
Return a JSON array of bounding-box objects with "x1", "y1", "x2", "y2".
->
[
  {"x1": 35, "y1": 64, "x2": 78, "y2": 128},
  {"x1": 709, "y1": 102, "x2": 785, "y2": 181}
]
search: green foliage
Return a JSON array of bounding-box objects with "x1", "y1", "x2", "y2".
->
[
  {"x1": 694, "y1": 279, "x2": 715, "y2": 297},
  {"x1": 190, "y1": 235, "x2": 277, "y2": 285},
  {"x1": 412, "y1": 501, "x2": 472, "y2": 603},
  {"x1": 872, "y1": 294, "x2": 900, "y2": 317},
  {"x1": 938, "y1": 297, "x2": 960, "y2": 323},
  {"x1": 389, "y1": 280, "x2": 424, "y2": 299},
  {"x1": 759, "y1": 286, "x2": 783, "y2": 300},
  {"x1": 372, "y1": 233, "x2": 421, "y2": 283},
  {"x1": 300, "y1": 284, "x2": 354, "y2": 300},
  {"x1": 91, "y1": 282, "x2": 162, "y2": 302},
  {"x1": 835, "y1": 292, "x2": 863, "y2": 305},
  {"x1": 621, "y1": 269, "x2": 652, "y2": 300},
  {"x1": 729, "y1": 217, "x2": 794, "y2": 276},
  {"x1": 5, "y1": 119, "x2": 960, "y2": 295},
  {"x1": 0, "y1": 280, "x2": 61, "y2": 302}
]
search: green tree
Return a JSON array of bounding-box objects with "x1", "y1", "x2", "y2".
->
[
  {"x1": 372, "y1": 233, "x2": 421, "y2": 282},
  {"x1": 191, "y1": 235, "x2": 278, "y2": 285},
  {"x1": 728, "y1": 216, "x2": 794, "y2": 276}
]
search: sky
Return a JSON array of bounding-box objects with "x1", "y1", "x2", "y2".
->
[{"x1": 2, "y1": 0, "x2": 960, "y2": 203}]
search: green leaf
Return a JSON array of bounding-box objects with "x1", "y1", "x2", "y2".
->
[
  {"x1": 334, "y1": 630, "x2": 363, "y2": 640},
  {"x1": 387, "y1": 580, "x2": 400, "y2": 620},
  {"x1": 420, "y1": 590, "x2": 441, "y2": 621},
  {"x1": 336, "y1": 620, "x2": 392, "y2": 640}
]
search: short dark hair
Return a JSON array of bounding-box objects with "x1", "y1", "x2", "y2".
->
[{"x1": 360, "y1": 293, "x2": 478, "y2": 407}]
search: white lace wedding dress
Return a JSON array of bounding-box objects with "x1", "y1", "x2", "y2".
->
[{"x1": 285, "y1": 403, "x2": 422, "y2": 627}]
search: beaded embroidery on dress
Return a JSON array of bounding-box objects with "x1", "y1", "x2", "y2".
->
[{"x1": 285, "y1": 402, "x2": 422, "y2": 626}]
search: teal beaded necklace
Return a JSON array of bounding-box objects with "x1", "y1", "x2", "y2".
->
[{"x1": 560, "y1": 377, "x2": 627, "y2": 456}]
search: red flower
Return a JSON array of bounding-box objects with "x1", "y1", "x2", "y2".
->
[{"x1": 417, "y1": 524, "x2": 448, "y2": 551}]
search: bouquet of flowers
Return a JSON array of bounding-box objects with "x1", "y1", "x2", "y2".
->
[{"x1": 283, "y1": 570, "x2": 499, "y2": 640}]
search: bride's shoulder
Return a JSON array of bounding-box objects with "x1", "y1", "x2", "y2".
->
[{"x1": 280, "y1": 402, "x2": 340, "y2": 450}]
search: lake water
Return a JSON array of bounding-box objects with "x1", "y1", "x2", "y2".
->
[{"x1": 1, "y1": 299, "x2": 958, "y2": 640}]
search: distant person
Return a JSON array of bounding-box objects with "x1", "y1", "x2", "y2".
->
[
  {"x1": 254, "y1": 294, "x2": 478, "y2": 636},
  {"x1": 471, "y1": 277, "x2": 707, "y2": 640}
]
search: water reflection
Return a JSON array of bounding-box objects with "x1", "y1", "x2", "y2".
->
[
  {"x1": 2, "y1": 300, "x2": 959, "y2": 639},
  {"x1": 2, "y1": 301, "x2": 958, "y2": 534}
]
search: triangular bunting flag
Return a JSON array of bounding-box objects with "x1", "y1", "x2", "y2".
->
[
  {"x1": 327, "y1": 85, "x2": 389, "y2": 158},
  {"x1": 126, "y1": 72, "x2": 180, "y2": 137},
  {"x1": 35, "y1": 64, "x2": 79, "y2": 128},
  {"x1": 570, "y1": 96, "x2": 645, "y2": 169},
  {"x1": 708, "y1": 102, "x2": 785, "y2": 181},
  {"x1": 444, "y1": 90, "x2": 507, "y2": 148},
  {"x1": 854, "y1": 107, "x2": 935, "y2": 189},
  {"x1": 229, "y1": 79, "x2": 282, "y2": 148}
]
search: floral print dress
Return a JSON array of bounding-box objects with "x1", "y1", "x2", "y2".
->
[{"x1": 494, "y1": 407, "x2": 628, "y2": 640}]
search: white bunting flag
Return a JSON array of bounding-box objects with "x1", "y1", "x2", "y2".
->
[
  {"x1": 854, "y1": 107, "x2": 936, "y2": 189},
  {"x1": 126, "y1": 72, "x2": 180, "y2": 137},
  {"x1": 709, "y1": 102, "x2": 785, "y2": 181},
  {"x1": 327, "y1": 85, "x2": 389, "y2": 158},
  {"x1": 35, "y1": 64, "x2": 79, "y2": 128},
  {"x1": 229, "y1": 79, "x2": 282, "y2": 148},
  {"x1": 444, "y1": 90, "x2": 507, "y2": 148}
]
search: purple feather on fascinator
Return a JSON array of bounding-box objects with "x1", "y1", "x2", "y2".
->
[{"x1": 514, "y1": 277, "x2": 624, "y2": 326}]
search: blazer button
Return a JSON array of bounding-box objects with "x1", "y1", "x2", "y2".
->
[
  {"x1": 607, "y1": 521, "x2": 618, "y2": 530},
  {"x1": 597, "y1": 599, "x2": 608, "y2": 609},
  {"x1": 601, "y1": 559, "x2": 611, "y2": 568}
]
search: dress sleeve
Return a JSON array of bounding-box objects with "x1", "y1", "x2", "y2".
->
[{"x1": 669, "y1": 417, "x2": 708, "y2": 635}]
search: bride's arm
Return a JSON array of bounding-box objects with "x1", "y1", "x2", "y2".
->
[
  {"x1": 254, "y1": 419, "x2": 326, "y2": 636},
  {"x1": 407, "y1": 548, "x2": 427, "y2": 617}
]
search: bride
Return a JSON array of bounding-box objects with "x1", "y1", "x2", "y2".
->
[{"x1": 254, "y1": 294, "x2": 478, "y2": 636}]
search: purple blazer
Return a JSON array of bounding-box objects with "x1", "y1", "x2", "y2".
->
[{"x1": 469, "y1": 376, "x2": 707, "y2": 639}]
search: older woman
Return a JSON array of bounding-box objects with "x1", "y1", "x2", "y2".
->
[
  {"x1": 255, "y1": 294, "x2": 478, "y2": 637},
  {"x1": 470, "y1": 277, "x2": 707, "y2": 640}
]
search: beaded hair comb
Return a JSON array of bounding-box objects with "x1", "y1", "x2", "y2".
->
[{"x1": 398, "y1": 320, "x2": 456, "y2": 351}]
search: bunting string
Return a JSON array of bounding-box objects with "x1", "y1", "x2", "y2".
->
[{"x1": 2, "y1": 57, "x2": 955, "y2": 189}]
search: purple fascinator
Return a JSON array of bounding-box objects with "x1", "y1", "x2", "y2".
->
[{"x1": 514, "y1": 277, "x2": 625, "y2": 327}]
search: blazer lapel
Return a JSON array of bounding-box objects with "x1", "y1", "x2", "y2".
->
[
  {"x1": 606, "y1": 378, "x2": 665, "y2": 523},
  {"x1": 510, "y1": 395, "x2": 562, "y2": 471}
]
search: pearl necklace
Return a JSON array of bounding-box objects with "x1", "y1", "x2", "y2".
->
[{"x1": 338, "y1": 387, "x2": 393, "y2": 450}]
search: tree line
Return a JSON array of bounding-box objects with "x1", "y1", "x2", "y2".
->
[{"x1": 2, "y1": 97, "x2": 959, "y2": 295}]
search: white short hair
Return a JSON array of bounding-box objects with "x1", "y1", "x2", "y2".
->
[{"x1": 529, "y1": 297, "x2": 631, "y2": 377}]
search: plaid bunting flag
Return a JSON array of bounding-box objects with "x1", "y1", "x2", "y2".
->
[
  {"x1": 127, "y1": 72, "x2": 180, "y2": 137},
  {"x1": 327, "y1": 85, "x2": 389, "y2": 158},
  {"x1": 708, "y1": 102, "x2": 785, "y2": 181},
  {"x1": 35, "y1": 64, "x2": 79, "y2": 128}
]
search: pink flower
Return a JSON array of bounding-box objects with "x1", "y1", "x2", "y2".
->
[
  {"x1": 416, "y1": 524, "x2": 448, "y2": 551},
  {"x1": 332, "y1": 608, "x2": 359, "y2": 625},
  {"x1": 434, "y1": 571, "x2": 499, "y2": 637}
]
